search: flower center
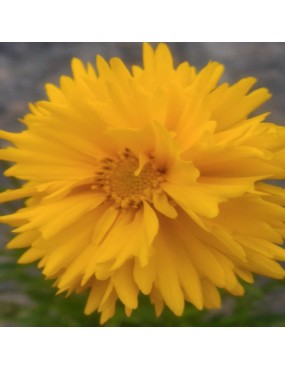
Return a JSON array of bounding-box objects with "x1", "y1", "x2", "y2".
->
[{"x1": 94, "y1": 149, "x2": 164, "y2": 209}]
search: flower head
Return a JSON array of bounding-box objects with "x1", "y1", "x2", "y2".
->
[{"x1": 1, "y1": 43, "x2": 285, "y2": 324}]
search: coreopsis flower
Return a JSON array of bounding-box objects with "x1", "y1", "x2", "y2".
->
[{"x1": 1, "y1": 43, "x2": 285, "y2": 324}]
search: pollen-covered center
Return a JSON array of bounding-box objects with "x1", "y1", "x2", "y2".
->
[{"x1": 94, "y1": 149, "x2": 164, "y2": 209}]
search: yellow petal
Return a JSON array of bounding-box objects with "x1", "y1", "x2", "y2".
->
[
  {"x1": 195, "y1": 61, "x2": 224, "y2": 94},
  {"x1": 143, "y1": 42, "x2": 155, "y2": 72},
  {"x1": 133, "y1": 257, "x2": 155, "y2": 294},
  {"x1": 99, "y1": 290, "x2": 117, "y2": 325},
  {"x1": 237, "y1": 236, "x2": 285, "y2": 261},
  {"x1": 0, "y1": 187, "x2": 35, "y2": 203},
  {"x1": 92, "y1": 207, "x2": 119, "y2": 245},
  {"x1": 185, "y1": 237, "x2": 226, "y2": 288},
  {"x1": 7, "y1": 230, "x2": 39, "y2": 249},
  {"x1": 18, "y1": 247, "x2": 45, "y2": 264},
  {"x1": 165, "y1": 159, "x2": 200, "y2": 185},
  {"x1": 84, "y1": 280, "x2": 109, "y2": 315},
  {"x1": 71, "y1": 58, "x2": 87, "y2": 80},
  {"x1": 90, "y1": 203, "x2": 159, "y2": 272},
  {"x1": 245, "y1": 249, "x2": 285, "y2": 279},
  {"x1": 112, "y1": 261, "x2": 139, "y2": 309},
  {"x1": 153, "y1": 191, "x2": 177, "y2": 219},
  {"x1": 201, "y1": 279, "x2": 221, "y2": 309},
  {"x1": 45, "y1": 83, "x2": 67, "y2": 104},
  {"x1": 42, "y1": 193, "x2": 105, "y2": 239},
  {"x1": 234, "y1": 268, "x2": 254, "y2": 283},
  {"x1": 154, "y1": 239, "x2": 185, "y2": 316},
  {"x1": 154, "y1": 43, "x2": 174, "y2": 80},
  {"x1": 150, "y1": 287, "x2": 164, "y2": 317},
  {"x1": 96, "y1": 55, "x2": 111, "y2": 77},
  {"x1": 162, "y1": 183, "x2": 220, "y2": 219}
]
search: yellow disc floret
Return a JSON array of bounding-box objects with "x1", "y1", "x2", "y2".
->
[{"x1": 94, "y1": 149, "x2": 164, "y2": 209}]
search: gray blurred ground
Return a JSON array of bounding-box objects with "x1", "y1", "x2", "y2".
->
[{"x1": 0, "y1": 43, "x2": 285, "y2": 325}]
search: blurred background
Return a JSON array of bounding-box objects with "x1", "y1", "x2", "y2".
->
[{"x1": 0, "y1": 42, "x2": 285, "y2": 326}]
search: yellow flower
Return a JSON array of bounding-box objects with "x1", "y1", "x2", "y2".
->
[{"x1": 1, "y1": 43, "x2": 285, "y2": 324}]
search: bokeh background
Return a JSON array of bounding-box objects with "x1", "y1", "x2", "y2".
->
[{"x1": 0, "y1": 42, "x2": 285, "y2": 326}]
